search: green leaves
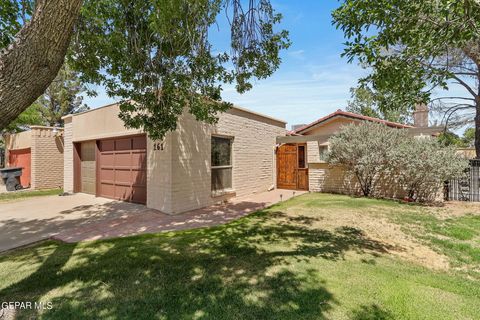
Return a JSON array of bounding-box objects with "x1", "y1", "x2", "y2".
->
[
  {"x1": 0, "y1": 0, "x2": 33, "y2": 47},
  {"x1": 333, "y1": 0, "x2": 480, "y2": 131},
  {"x1": 68, "y1": 0, "x2": 289, "y2": 140},
  {"x1": 327, "y1": 122, "x2": 468, "y2": 201}
]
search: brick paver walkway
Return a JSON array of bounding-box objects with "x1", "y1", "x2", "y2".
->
[{"x1": 52, "y1": 189, "x2": 306, "y2": 243}]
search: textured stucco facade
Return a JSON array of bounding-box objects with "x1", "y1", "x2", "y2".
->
[
  {"x1": 5, "y1": 126, "x2": 64, "y2": 190},
  {"x1": 63, "y1": 103, "x2": 286, "y2": 214}
]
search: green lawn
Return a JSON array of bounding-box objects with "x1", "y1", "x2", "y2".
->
[
  {"x1": 0, "y1": 193, "x2": 479, "y2": 319},
  {"x1": 0, "y1": 188, "x2": 63, "y2": 202}
]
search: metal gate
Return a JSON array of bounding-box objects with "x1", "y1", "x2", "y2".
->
[{"x1": 447, "y1": 160, "x2": 480, "y2": 202}]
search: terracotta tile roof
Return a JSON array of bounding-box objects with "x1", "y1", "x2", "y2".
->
[{"x1": 294, "y1": 109, "x2": 413, "y2": 134}]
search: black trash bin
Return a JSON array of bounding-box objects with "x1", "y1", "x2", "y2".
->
[{"x1": 0, "y1": 167, "x2": 23, "y2": 191}]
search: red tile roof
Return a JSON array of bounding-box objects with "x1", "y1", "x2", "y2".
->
[{"x1": 294, "y1": 109, "x2": 413, "y2": 134}]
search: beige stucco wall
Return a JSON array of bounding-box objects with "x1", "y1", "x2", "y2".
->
[
  {"x1": 71, "y1": 103, "x2": 143, "y2": 142},
  {"x1": 5, "y1": 131, "x2": 31, "y2": 151},
  {"x1": 303, "y1": 117, "x2": 359, "y2": 137},
  {"x1": 30, "y1": 127, "x2": 64, "y2": 190},
  {"x1": 63, "y1": 104, "x2": 286, "y2": 214}
]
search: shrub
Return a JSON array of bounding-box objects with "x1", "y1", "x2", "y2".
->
[
  {"x1": 392, "y1": 137, "x2": 469, "y2": 202},
  {"x1": 327, "y1": 122, "x2": 408, "y2": 197},
  {"x1": 327, "y1": 122, "x2": 468, "y2": 202}
]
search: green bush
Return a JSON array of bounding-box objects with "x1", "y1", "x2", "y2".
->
[
  {"x1": 392, "y1": 137, "x2": 469, "y2": 202},
  {"x1": 327, "y1": 122, "x2": 468, "y2": 202}
]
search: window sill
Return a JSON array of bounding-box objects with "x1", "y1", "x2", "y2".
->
[{"x1": 211, "y1": 189, "x2": 236, "y2": 198}]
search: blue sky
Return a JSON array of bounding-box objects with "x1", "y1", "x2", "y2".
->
[{"x1": 83, "y1": 1, "x2": 366, "y2": 130}]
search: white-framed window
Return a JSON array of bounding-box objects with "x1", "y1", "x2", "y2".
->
[{"x1": 211, "y1": 136, "x2": 233, "y2": 192}]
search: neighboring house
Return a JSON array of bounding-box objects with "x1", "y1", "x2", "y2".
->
[
  {"x1": 62, "y1": 103, "x2": 286, "y2": 214},
  {"x1": 4, "y1": 126, "x2": 64, "y2": 189},
  {"x1": 275, "y1": 106, "x2": 440, "y2": 197}
]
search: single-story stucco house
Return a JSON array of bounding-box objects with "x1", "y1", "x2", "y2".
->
[
  {"x1": 62, "y1": 103, "x2": 286, "y2": 214},
  {"x1": 3, "y1": 126, "x2": 64, "y2": 189},
  {"x1": 275, "y1": 105, "x2": 441, "y2": 197}
]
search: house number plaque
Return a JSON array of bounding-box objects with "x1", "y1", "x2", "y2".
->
[{"x1": 154, "y1": 141, "x2": 165, "y2": 151}]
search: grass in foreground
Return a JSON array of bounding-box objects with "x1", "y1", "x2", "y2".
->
[
  {"x1": 0, "y1": 188, "x2": 62, "y2": 202},
  {"x1": 0, "y1": 193, "x2": 479, "y2": 319}
]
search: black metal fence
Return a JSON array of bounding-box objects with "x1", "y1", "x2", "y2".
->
[
  {"x1": 0, "y1": 148, "x2": 4, "y2": 168},
  {"x1": 447, "y1": 160, "x2": 480, "y2": 202}
]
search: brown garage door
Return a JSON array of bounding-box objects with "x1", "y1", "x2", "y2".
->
[
  {"x1": 81, "y1": 141, "x2": 96, "y2": 194},
  {"x1": 97, "y1": 135, "x2": 147, "y2": 204}
]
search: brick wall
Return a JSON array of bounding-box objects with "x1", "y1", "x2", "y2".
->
[
  {"x1": 63, "y1": 104, "x2": 286, "y2": 214},
  {"x1": 63, "y1": 118, "x2": 74, "y2": 192},
  {"x1": 166, "y1": 109, "x2": 286, "y2": 214},
  {"x1": 31, "y1": 127, "x2": 64, "y2": 190}
]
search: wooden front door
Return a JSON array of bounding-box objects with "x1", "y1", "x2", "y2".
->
[{"x1": 276, "y1": 143, "x2": 309, "y2": 190}]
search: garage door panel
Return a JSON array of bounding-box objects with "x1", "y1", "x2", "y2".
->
[
  {"x1": 115, "y1": 138, "x2": 132, "y2": 151},
  {"x1": 98, "y1": 135, "x2": 147, "y2": 204},
  {"x1": 132, "y1": 170, "x2": 147, "y2": 185},
  {"x1": 8, "y1": 148, "x2": 31, "y2": 188},
  {"x1": 114, "y1": 169, "x2": 132, "y2": 185},
  {"x1": 100, "y1": 168, "x2": 114, "y2": 181},
  {"x1": 132, "y1": 136, "x2": 146, "y2": 149},
  {"x1": 100, "y1": 153, "x2": 114, "y2": 166},
  {"x1": 99, "y1": 140, "x2": 114, "y2": 152},
  {"x1": 115, "y1": 152, "x2": 131, "y2": 165},
  {"x1": 131, "y1": 187, "x2": 146, "y2": 204},
  {"x1": 99, "y1": 183, "x2": 114, "y2": 198},
  {"x1": 115, "y1": 185, "x2": 131, "y2": 200},
  {"x1": 131, "y1": 151, "x2": 146, "y2": 164}
]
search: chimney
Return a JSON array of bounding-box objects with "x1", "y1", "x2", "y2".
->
[
  {"x1": 413, "y1": 103, "x2": 429, "y2": 128},
  {"x1": 291, "y1": 124, "x2": 307, "y2": 131}
]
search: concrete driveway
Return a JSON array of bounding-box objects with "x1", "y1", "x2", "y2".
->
[
  {"x1": 0, "y1": 189, "x2": 305, "y2": 253},
  {"x1": 0, "y1": 194, "x2": 152, "y2": 252}
]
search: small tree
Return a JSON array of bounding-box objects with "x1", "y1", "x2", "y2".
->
[
  {"x1": 33, "y1": 64, "x2": 89, "y2": 127},
  {"x1": 346, "y1": 86, "x2": 411, "y2": 124},
  {"x1": 327, "y1": 122, "x2": 409, "y2": 197},
  {"x1": 392, "y1": 137, "x2": 469, "y2": 202}
]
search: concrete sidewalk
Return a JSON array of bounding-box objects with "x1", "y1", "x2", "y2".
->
[
  {"x1": 0, "y1": 189, "x2": 306, "y2": 252},
  {"x1": 52, "y1": 189, "x2": 306, "y2": 244}
]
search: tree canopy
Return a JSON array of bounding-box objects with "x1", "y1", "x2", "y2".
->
[
  {"x1": 33, "y1": 64, "x2": 89, "y2": 127},
  {"x1": 346, "y1": 86, "x2": 411, "y2": 123},
  {"x1": 333, "y1": 0, "x2": 480, "y2": 158},
  {"x1": 0, "y1": 0, "x2": 289, "y2": 140}
]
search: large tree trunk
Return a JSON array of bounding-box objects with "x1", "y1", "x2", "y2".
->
[{"x1": 0, "y1": 0, "x2": 83, "y2": 130}]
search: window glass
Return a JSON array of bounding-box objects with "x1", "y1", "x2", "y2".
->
[
  {"x1": 298, "y1": 145, "x2": 306, "y2": 168},
  {"x1": 211, "y1": 136, "x2": 233, "y2": 192},
  {"x1": 212, "y1": 136, "x2": 231, "y2": 167}
]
